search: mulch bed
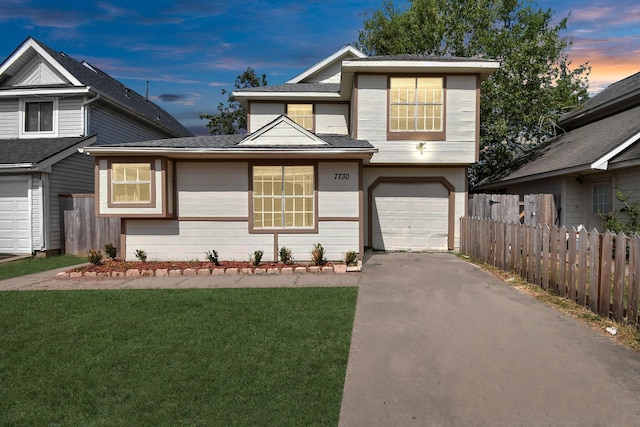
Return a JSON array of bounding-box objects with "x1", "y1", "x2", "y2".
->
[{"x1": 71, "y1": 260, "x2": 328, "y2": 274}]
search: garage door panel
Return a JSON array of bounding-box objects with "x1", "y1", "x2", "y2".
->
[
  {"x1": 0, "y1": 178, "x2": 31, "y2": 254},
  {"x1": 372, "y1": 182, "x2": 449, "y2": 251}
]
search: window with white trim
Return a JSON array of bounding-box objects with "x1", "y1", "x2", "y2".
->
[
  {"x1": 20, "y1": 99, "x2": 58, "y2": 136},
  {"x1": 111, "y1": 163, "x2": 152, "y2": 204},
  {"x1": 592, "y1": 182, "x2": 611, "y2": 213},
  {"x1": 253, "y1": 165, "x2": 314, "y2": 229},
  {"x1": 389, "y1": 77, "x2": 444, "y2": 140}
]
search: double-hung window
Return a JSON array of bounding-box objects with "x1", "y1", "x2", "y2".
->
[
  {"x1": 389, "y1": 77, "x2": 444, "y2": 140},
  {"x1": 21, "y1": 100, "x2": 56, "y2": 136},
  {"x1": 287, "y1": 104, "x2": 314, "y2": 131},
  {"x1": 592, "y1": 182, "x2": 611, "y2": 213},
  {"x1": 253, "y1": 165, "x2": 314, "y2": 229},
  {"x1": 111, "y1": 162, "x2": 152, "y2": 204}
]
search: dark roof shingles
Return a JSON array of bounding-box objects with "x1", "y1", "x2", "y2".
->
[{"x1": 0, "y1": 136, "x2": 93, "y2": 164}]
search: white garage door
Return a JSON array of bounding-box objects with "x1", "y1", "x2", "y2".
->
[
  {"x1": 0, "y1": 178, "x2": 31, "y2": 254},
  {"x1": 372, "y1": 182, "x2": 449, "y2": 251}
]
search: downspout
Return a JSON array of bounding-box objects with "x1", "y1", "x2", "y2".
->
[{"x1": 82, "y1": 93, "x2": 101, "y2": 136}]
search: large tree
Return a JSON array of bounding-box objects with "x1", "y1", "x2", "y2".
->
[
  {"x1": 200, "y1": 67, "x2": 267, "y2": 135},
  {"x1": 357, "y1": 0, "x2": 590, "y2": 187}
]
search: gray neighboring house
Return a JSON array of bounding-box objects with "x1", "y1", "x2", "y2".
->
[
  {"x1": 0, "y1": 37, "x2": 192, "y2": 255},
  {"x1": 477, "y1": 71, "x2": 640, "y2": 230}
]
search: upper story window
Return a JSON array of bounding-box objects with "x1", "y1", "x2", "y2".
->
[
  {"x1": 252, "y1": 165, "x2": 315, "y2": 230},
  {"x1": 287, "y1": 104, "x2": 314, "y2": 131},
  {"x1": 111, "y1": 162, "x2": 153, "y2": 205},
  {"x1": 20, "y1": 99, "x2": 58, "y2": 137},
  {"x1": 388, "y1": 77, "x2": 445, "y2": 141}
]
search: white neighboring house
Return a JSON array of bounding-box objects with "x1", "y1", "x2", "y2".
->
[
  {"x1": 0, "y1": 37, "x2": 192, "y2": 255},
  {"x1": 83, "y1": 45, "x2": 499, "y2": 262}
]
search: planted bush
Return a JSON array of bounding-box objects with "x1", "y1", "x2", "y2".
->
[
  {"x1": 205, "y1": 249, "x2": 220, "y2": 265},
  {"x1": 311, "y1": 243, "x2": 326, "y2": 266},
  {"x1": 251, "y1": 250, "x2": 264, "y2": 266},
  {"x1": 134, "y1": 249, "x2": 147, "y2": 262},
  {"x1": 279, "y1": 246, "x2": 293, "y2": 264},
  {"x1": 344, "y1": 250, "x2": 358, "y2": 266},
  {"x1": 103, "y1": 243, "x2": 117, "y2": 259},
  {"x1": 87, "y1": 249, "x2": 103, "y2": 266}
]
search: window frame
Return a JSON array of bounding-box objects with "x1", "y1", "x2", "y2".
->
[
  {"x1": 592, "y1": 181, "x2": 612, "y2": 214},
  {"x1": 107, "y1": 160, "x2": 156, "y2": 208},
  {"x1": 250, "y1": 163, "x2": 318, "y2": 234},
  {"x1": 286, "y1": 103, "x2": 315, "y2": 132},
  {"x1": 387, "y1": 75, "x2": 446, "y2": 141},
  {"x1": 19, "y1": 98, "x2": 58, "y2": 138}
]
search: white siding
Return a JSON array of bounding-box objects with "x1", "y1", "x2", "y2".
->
[
  {"x1": 48, "y1": 152, "x2": 95, "y2": 251},
  {"x1": 124, "y1": 220, "x2": 272, "y2": 262},
  {"x1": 316, "y1": 104, "x2": 349, "y2": 135},
  {"x1": 318, "y1": 162, "x2": 359, "y2": 218},
  {"x1": 356, "y1": 74, "x2": 479, "y2": 164},
  {"x1": 30, "y1": 175, "x2": 43, "y2": 251},
  {"x1": 0, "y1": 99, "x2": 19, "y2": 138},
  {"x1": 89, "y1": 104, "x2": 173, "y2": 144},
  {"x1": 363, "y1": 166, "x2": 467, "y2": 250},
  {"x1": 249, "y1": 103, "x2": 284, "y2": 132},
  {"x1": 304, "y1": 61, "x2": 343, "y2": 84},
  {"x1": 177, "y1": 162, "x2": 248, "y2": 217},
  {"x1": 98, "y1": 158, "x2": 166, "y2": 216},
  {"x1": 57, "y1": 97, "x2": 84, "y2": 137},
  {"x1": 6, "y1": 56, "x2": 66, "y2": 86},
  {"x1": 279, "y1": 222, "x2": 359, "y2": 262}
]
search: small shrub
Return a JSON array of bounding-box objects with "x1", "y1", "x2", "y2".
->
[
  {"x1": 205, "y1": 249, "x2": 220, "y2": 265},
  {"x1": 251, "y1": 250, "x2": 264, "y2": 266},
  {"x1": 311, "y1": 243, "x2": 326, "y2": 266},
  {"x1": 134, "y1": 249, "x2": 147, "y2": 262},
  {"x1": 344, "y1": 250, "x2": 358, "y2": 266},
  {"x1": 87, "y1": 249, "x2": 103, "y2": 266},
  {"x1": 103, "y1": 243, "x2": 117, "y2": 259},
  {"x1": 279, "y1": 246, "x2": 293, "y2": 264}
]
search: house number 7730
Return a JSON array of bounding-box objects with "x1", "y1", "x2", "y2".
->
[{"x1": 334, "y1": 173, "x2": 350, "y2": 180}]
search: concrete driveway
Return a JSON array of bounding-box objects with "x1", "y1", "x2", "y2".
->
[
  {"x1": 1, "y1": 252, "x2": 639, "y2": 425},
  {"x1": 340, "y1": 252, "x2": 640, "y2": 426}
]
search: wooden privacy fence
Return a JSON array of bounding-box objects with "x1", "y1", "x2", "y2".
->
[
  {"x1": 60, "y1": 194, "x2": 120, "y2": 256},
  {"x1": 468, "y1": 193, "x2": 558, "y2": 225},
  {"x1": 460, "y1": 217, "x2": 640, "y2": 325}
]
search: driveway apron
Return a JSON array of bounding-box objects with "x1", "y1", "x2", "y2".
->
[{"x1": 340, "y1": 252, "x2": 640, "y2": 426}]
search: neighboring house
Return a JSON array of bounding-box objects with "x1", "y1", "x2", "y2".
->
[
  {"x1": 0, "y1": 37, "x2": 192, "y2": 255},
  {"x1": 82, "y1": 45, "x2": 499, "y2": 262},
  {"x1": 477, "y1": 71, "x2": 640, "y2": 231}
]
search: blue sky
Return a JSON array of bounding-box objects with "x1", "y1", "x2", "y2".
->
[{"x1": 1, "y1": 0, "x2": 638, "y2": 136}]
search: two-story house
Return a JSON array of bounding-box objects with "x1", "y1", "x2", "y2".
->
[
  {"x1": 82, "y1": 46, "x2": 499, "y2": 262},
  {"x1": 0, "y1": 37, "x2": 193, "y2": 256}
]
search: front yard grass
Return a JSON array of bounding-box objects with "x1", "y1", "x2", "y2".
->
[
  {"x1": 0, "y1": 254, "x2": 85, "y2": 280},
  {"x1": 0, "y1": 287, "x2": 357, "y2": 426}
]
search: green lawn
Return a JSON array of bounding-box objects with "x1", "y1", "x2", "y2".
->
[
  {"x1": 0, "y1": 287, "x2": 357, "y2": 426},
  {"x1": 0, "y1": 254, "x2": 85, "y2": 280}
]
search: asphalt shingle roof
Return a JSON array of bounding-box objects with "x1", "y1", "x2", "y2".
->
[
  {"x1": 236, "y1": 82, "x2": 340, "y2": 94},
  {"x1": 484, "y1": 104, "x2": 640, "y2": 185},
  {"x1": 33, "y1": 38, "x2": 193, "y2": 137},
  {"x1": 0, "y1": 136, "x2": 94, "y2": 164}
]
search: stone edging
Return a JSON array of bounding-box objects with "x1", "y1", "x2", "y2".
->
[{"x1": 56, "y1": 264, "x2": 361, "y2": 279}]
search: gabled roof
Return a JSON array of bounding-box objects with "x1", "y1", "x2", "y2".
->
[
  {"x1": 0, "y1": 37, "x2": 192, "y2": 137},
  {"x1": 240, "y1": 115, "x2": 328, "y2": 146},
  {"x1": 478, "y1": 104, "x2": 640, "y2": 188},
  {"x1": 286, "y1": 45, "x2": 367, "y2": 84},
  {"x1": 560, "y1": 70, "x2": 640, "y2": 130},
  {"x1": 0, "y1": 135, "x2": 96, "y2": 171}
]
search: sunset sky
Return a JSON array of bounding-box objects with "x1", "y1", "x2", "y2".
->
[{"x1": 0, "y1": 0, "x2": 637, "y2": 135}]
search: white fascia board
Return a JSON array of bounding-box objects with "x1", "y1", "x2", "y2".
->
[
  {"x1": 81, "y1": 146, "x2": 377, "y2": 159},
  {"x1": 591, "y1": 130, "x2": 640, "y2": 170},
  {"x1": 287, "y1": 45, "x2": 367, "y2": 84},
  {"x1": 232, "y1": 91, "x2": 342, "y2": 100},
  {"x1": 342, "y1": 59, "x2": 500, "y2": 79},
  {"x1": 0, "y1": 38, "x2": 83, "y2": 86},
  {"x1": 0, "y1": 87, "x2": 90, "y2": 97},
  {"x1": 0, "y1": 163, "x2": 36, "y2": 171}
]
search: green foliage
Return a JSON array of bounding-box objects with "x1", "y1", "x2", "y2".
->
[
  {"x1": 134, "y1": 249, "x2": 147, "y2": 262},
  {"x1": 311, "y1": 243, "x2": 326, "y2": 266},
  {"x1": 103, "y1": 243, "x2": 117, "y2": 259},
  {"x1": 251, "y1": 249, "x2": 264, "y2": 266},
  {"x1": 199, "y1": 67, "x2": 268, "y2": 135},
  {"x1": 279, "y1": 246, "x2": 293, "y2": 264},
  {"x1": 357, "y1": 0, "x2": 590, "y2": 187},
  {"x1": 599, "y1": 190, "x2": 640, "y2": 235},
  {"x1": 205, "y1": 249, "x2": 220, "y2": 265},
  {"x1": 344, "y1": 250, "x2": 359, "y2": 266},
  {"x1": 87, "y1": 249, "x2": 103, "y2": 266}
]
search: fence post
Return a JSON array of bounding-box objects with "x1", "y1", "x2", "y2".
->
[
  {"x1": 598, "y1": 232, "x2": 613, "y2": 317},
  {"x1": 629, "y1": 234, "x2": 640, "y2": 323},
  {"x1": 577, "y1": 228, "x2": 588, "y2": 306},
  {"x1": 568, "y1": 227, "x2": 577, "y2": 301},
  {"x1": 612, "y1": 232, "x2": 627, "y2": 321},
  {"x1": 589, "y1": 229, "x2": 600, "y2": 313}
]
